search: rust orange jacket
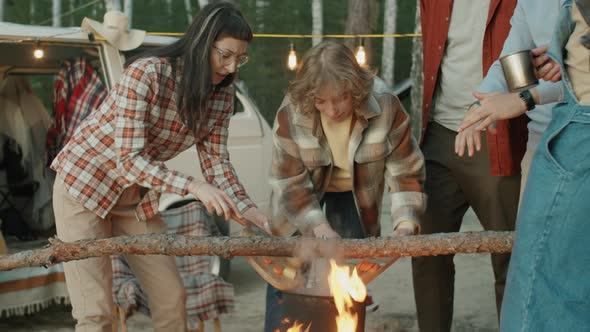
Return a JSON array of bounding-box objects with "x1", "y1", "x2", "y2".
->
[{"x1": 420, "y1": 0, "x2": 528, "y2": 176}]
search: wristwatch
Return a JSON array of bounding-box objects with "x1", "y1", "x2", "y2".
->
[{"x1": 519, "y1": 89, "x2": 536, "y2": 111}]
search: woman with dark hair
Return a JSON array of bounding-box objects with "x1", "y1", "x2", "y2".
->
[{"x1": 51, "y1": 3, "x2": 268, "y2": 331}]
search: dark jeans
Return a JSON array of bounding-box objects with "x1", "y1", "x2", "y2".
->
[
  {"x1": 264, "y1": 191, "x2": 364, "y2": 332},
  {"x1": 412, "y1": 122, "x2": 520, "y2": 332}
]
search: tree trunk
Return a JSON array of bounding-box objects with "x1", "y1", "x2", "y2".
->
[
  {"x1": 311, "y1": 0, "x2": 323, "y2": 46},
  {"x1": 104, "y1": 0, "x2": 121, "y2": 12},
  {"x1": 69, "y1": 0, "x2": 75, "y2": 27},
  {"x1": 124, "y1": 0, "x2": 132, "y2": 27},
  {"x1": 344, "y1": 0, "x2": 376, "y2": 65},
  {"x1": 409, "y1": 1, "x2": 423, "y2": 140},
  {"x1": 52, "y1": 0, "x2": 61, "y2": 27},
  {"x1": 31, "y1": 0, "x2": 36, "y2": 23},
  {"x1": 381, "y1": 0, "x2": 397, "y2": 86},
  {"x1": 255, "y1": 0, "x2": 269, "y2": 31},
  {"x1": 165, "y1": 0, "x2": 172, "y2": 16},
  {"x1": 0, "y1": 232, "x2": 513, "y2": 271},
  {"x1": 184, "y1": 0, "x2": 192, "y2": 24}
]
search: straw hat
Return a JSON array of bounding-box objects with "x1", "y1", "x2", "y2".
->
[{"x1": 81, "y1": 11, "x2": 146, "y2": 51}]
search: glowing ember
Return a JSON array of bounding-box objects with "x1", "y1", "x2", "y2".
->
[
  {"x1": 328, "y1": 259, "x2": 367, "y2": 332},
  {"x1": 284, "y1": 321, "x2": 311, "y2": 332}
]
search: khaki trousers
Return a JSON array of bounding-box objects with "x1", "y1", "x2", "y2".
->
[
  {"x1": 412, "y1": 122, "x2": 520, "y2": 332},
  {"x1": 53, "y1": 181, "x2": 187, "y2": 332}
]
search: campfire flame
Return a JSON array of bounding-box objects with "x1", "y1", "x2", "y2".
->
[
  {"x1": 285, "y1": 321, "x2": 311, "y2": 332},
  {"x1": 328, "y1": 259, "x2": 367, "y2": 332},
  {"x1": 284, "y1": 259, "x2": 366, "y2": 332}
]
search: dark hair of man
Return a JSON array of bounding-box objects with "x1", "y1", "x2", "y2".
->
[{"x1": 128, "y1": 2, "x2": 253, "y2": 135}]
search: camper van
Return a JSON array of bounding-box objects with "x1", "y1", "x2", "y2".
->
[{"x1": 0, "y1": 21, "x2": 273, "y2": 311}]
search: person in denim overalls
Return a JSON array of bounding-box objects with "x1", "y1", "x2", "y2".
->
[
  {"x1": 457, "y1": 0, "x2": 590, "y2": 330},
  {"x1": 500, "y1": 1, "x2": 590, "y2": 330}
]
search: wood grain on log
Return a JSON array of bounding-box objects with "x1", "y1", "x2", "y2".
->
[{"x1": 0, "y1": 231, "x2": 513, "y2": 271}]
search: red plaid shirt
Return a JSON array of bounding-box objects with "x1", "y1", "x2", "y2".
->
[{"x1": 51, "y1": 57, "x2": 254, "y2": 220}]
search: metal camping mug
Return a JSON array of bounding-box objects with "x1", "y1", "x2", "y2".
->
[{"x1": 500, "y1": 50, "x2": 539, "y2": 92}]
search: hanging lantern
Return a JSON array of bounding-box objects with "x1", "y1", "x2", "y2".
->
[
  {"x1": 355, "y1": 38, "x2": 366, "y2": 66},
  {"x1": 33, "y1": 39, "x2": 44, "y2": 59},
  {"x1": 287, "y1": 42, "x2": 297, "y2": 71}
]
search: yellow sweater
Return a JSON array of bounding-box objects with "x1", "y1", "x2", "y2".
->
[
  {"x1": 565, "y1": 2, "x2": 590, "y2": 105},
  {"x1": 320, "y1": 112, "x2": 353, "y2": 192}
]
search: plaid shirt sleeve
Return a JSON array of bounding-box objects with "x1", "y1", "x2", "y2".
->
[
  {"x1": 383, "y1": 94, "x2": 426, "y2": 231},
  {"x1": 197, "y1": 88, "x2": 255, "y2": 213},
  {"x1": 114, "y1": 61, "x2": 193, "y2": 196},
  {"x1": 269, "y1": 104, "x2": 328, "y2": 235}
]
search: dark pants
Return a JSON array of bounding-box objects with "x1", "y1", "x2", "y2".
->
[
  {"x1": 412, "y1": 122, "x2": 520, "y2": 332},
  {"x1": 264, "y1": 191, "x2": 364, "y2": 332}
]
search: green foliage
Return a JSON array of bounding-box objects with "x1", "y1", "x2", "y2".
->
[
  {"x1": 237, "y1": 0, "x2": 416, "y2": 124},
  {"x1": 371, "y1": 0, "x2": 416, "y2": 84},
  {"x1": 323, "y1": 0, "x2": 348, "y2": 33},
  {"x1": 2, "y1": 0, "x2": 417, "y2": 124},
  {"x1": 394, "y1": 0, "x2": 417, "y2": 84},
  {"x1": 239, "y1": 0, "x2": 315, "y2": 124},
  {"x1": 133, "y1": 0, "x2": 188, "y2": 33}
]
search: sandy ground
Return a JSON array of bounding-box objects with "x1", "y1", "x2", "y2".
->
[{"x1": 0, "y1": 194, "x2": 500, "y2": 332}]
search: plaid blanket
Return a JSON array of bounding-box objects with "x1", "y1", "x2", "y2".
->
[
  {"x1": 111, "y1": 201, "x2": 234, "y2": 326},
  {"x1": 0, "y1": 239, "x2": 69, "y2": 318}
]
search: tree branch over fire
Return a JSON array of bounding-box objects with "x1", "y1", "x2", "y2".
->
[{"x1": 0, "y1": 231, "x2": 513, "y2": 271}]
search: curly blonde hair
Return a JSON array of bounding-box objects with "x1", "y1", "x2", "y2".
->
[{"x1": 287, "y1": 41, "x2": 374, "y2": 114}]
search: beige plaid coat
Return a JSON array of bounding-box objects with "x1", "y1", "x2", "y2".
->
[{"x1": 270, "y1": 83, "x2": 426, "y2": 237}]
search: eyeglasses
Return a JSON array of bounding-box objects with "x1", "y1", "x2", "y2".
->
[{"x1": 212, "y1": 45, "x2": 249, "y2": 68}]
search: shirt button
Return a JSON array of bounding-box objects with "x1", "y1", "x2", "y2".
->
[
  {"x1": 445, "y1": 17, "x2": 449, "y2": 21},
  {"x1": 431, "y1": 76, "x2": 435, "y2": 80}
]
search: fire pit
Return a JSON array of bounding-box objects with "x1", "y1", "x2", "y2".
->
[
  {"x1": 240, "y1": 229, "x2": 396, "y2": 331},
  {"x1": 279, "y1": 292, "x2": 366, "y2": 332},
  {"x1": 273, "y1": 259, "x2": 370, "y2": 332}
]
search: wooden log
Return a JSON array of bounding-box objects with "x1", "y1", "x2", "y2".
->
[{"x1": 0, "y1": 231, "x2": 513, "y2": 271}]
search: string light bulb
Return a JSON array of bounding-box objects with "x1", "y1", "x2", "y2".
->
[
  {"x1": 287, "y1": 43, "x2": 297, "y2": 71},
  {"x1": 33, "y1": 39, "x2": 44, "y2": 59},
  {"x1": 355, "y1": 38, "x2": 366, "y2": 66}
]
